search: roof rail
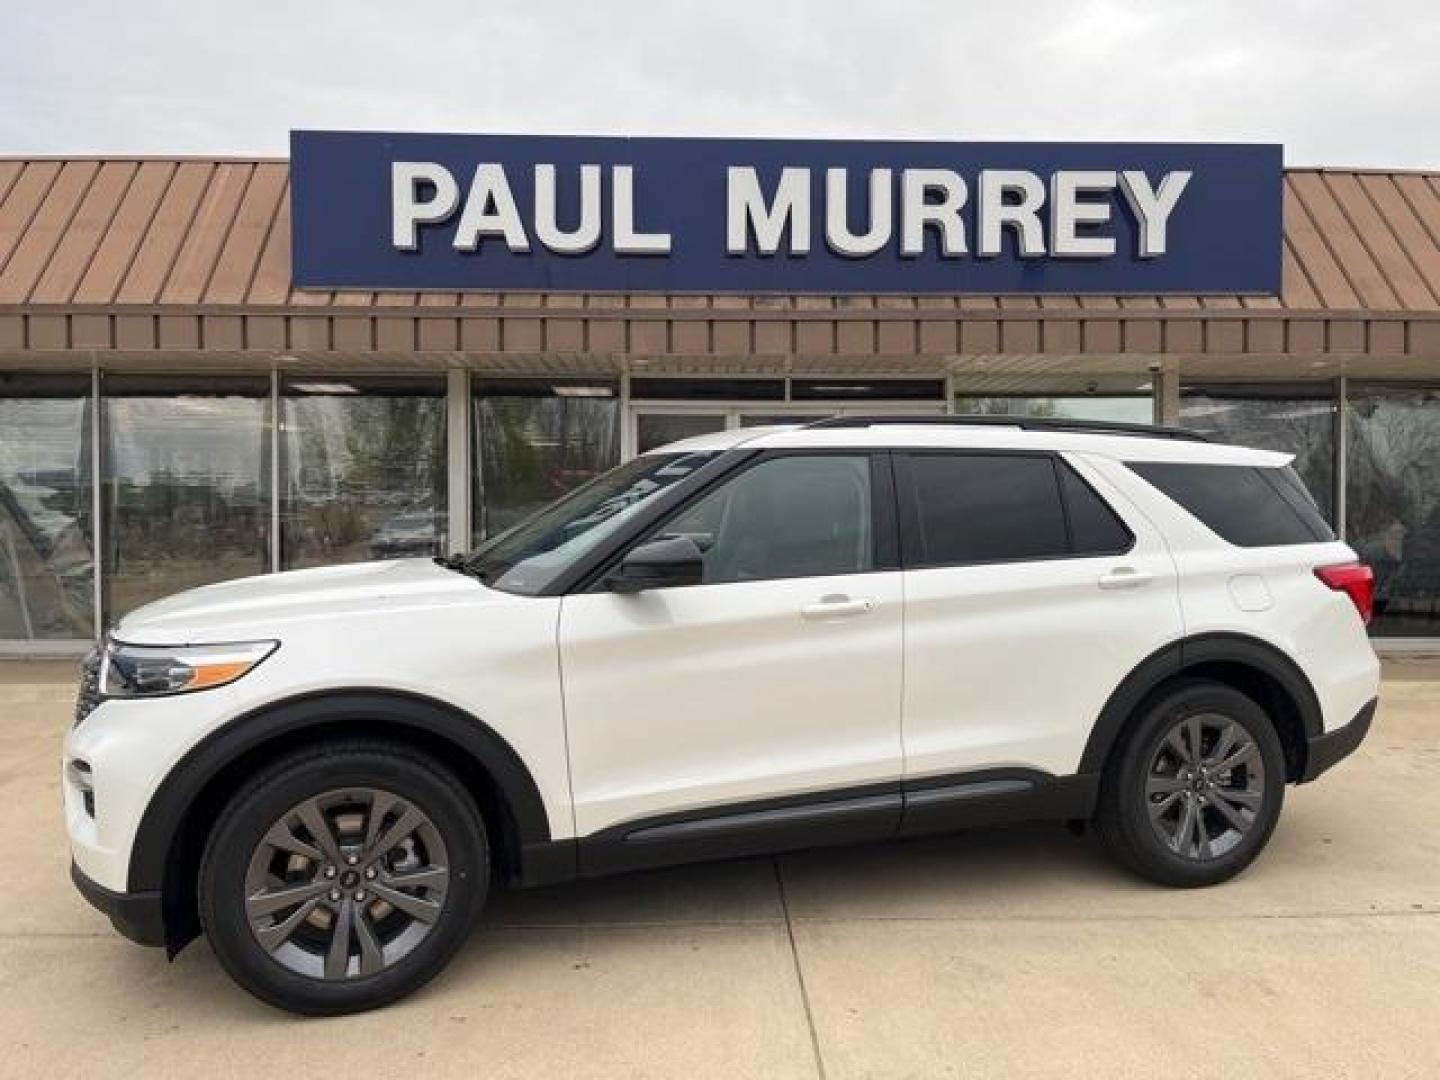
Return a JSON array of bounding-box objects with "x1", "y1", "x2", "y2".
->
[{"x1": 803, "y1": 414, "x2": 1210, "y2": 442}]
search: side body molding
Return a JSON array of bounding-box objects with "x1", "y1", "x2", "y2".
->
[{"x1": 1077, "y1": 631, "x2": 1324, "y2": 776}]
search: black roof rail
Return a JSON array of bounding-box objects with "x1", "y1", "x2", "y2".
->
[{"x1": 803, "y1": 414, "x2": 1211, "y2": 442}]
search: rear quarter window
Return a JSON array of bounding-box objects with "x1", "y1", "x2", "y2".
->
[{"x1": 1128, "y1": 461, "x2": 1334, "y2": 547}]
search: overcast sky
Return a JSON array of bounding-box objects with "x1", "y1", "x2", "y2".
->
[{"x1": 2, "y1": 0, "x2": 1437, "y2": 167}]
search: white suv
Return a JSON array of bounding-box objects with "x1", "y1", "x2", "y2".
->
[{"x1": 65, "y1": 416, "x2": 1381, "y2": 1014}]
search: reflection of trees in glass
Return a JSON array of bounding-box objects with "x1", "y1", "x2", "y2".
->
[
  {"x1": 283, "y1": 393, "x2": 446, "y2": 568},
  {"x1": 1346, "y1": 389, "x2": 1440, "y2": 636},
  {"x1": 0, "y1": 397, "x2": 94, "y2": 639},
  {"x1": 473, "y1": 396, "x2": 620, "y2": 541},
  {"x1": 103, "y1": 393, "x2": 270, "y2": 619},
  {"x1": 953, "y1": 397, "x2": 1153, "y2": 423}
]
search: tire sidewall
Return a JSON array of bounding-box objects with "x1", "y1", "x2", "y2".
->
[
  {"x1": 1107, "y1": 681, "x2": 1286, "y2": 887},
  {"x1": 200, "y1": 747, "x2": 487, "y2": 1015}
]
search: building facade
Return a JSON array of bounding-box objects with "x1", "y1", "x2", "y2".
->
[{"x1": 2, "y1": 151, "x2": 1439, "y2": 653}]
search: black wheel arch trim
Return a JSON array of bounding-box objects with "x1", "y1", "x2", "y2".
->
[
  {"x1": 127, "y1": 688, "x2": 557, "y2": 901},
  {"x1": 1078, "y1": 631, "x2": 1324, "y2": 777}
]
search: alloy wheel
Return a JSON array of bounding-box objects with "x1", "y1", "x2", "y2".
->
[
  {"x1": 1144, "y1": 712, "x2": 1266, "y2": 861},
  {"x1": 243, "y1": 788, "x2": 451, "y2": 980}
]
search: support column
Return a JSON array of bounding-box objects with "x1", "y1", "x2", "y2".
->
[
  {"x1": 1157, "y1": 359, "x2": 1181, "y2": 426},
  {"x1": 446, "y1": 367, "x2": 472, "y2": 555}
]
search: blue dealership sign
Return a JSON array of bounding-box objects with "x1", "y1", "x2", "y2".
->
[{"x1": 290, "y1": 131, "x2": 1282, "y2": 294}]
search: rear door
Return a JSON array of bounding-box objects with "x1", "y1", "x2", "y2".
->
[{"x1": 896, "y1": 449, "x2": 1184, "y2": 786}]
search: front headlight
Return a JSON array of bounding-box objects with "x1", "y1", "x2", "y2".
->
[{"x1": 102, "y1": 639, "x2": 278, "y2": 698}]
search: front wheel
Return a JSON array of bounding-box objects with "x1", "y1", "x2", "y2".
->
[
  {"x1": 1094, "y1": 679, "x2": 1286, "y2": 888},
  {"x1": 199, "y1": 741, "x2": 488, "y2": 1015}
]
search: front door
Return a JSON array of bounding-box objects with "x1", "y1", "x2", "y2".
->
[{"x1": 559, "y1": 451, "x2": 905, "y2": 866}]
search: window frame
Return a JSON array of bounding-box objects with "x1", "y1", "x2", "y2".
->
[
  {"x1": 894, "y1": 449, "x2": 1135, "y2": 571},
  {"x1": 578, "y1": 448, "x2": 900, "y2": 592}
]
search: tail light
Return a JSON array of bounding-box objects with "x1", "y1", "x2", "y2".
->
[{"x1": 1315, "y1": 563, "x2": 1374, "y2": 625}]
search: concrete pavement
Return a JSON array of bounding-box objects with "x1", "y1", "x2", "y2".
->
[{"x1": 1, "y1": 659, "x2": 1437, "y2": 1078}]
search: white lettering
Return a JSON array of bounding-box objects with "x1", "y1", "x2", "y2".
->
[
  {"x1": 978, "y1": 170, "x2": 1046, "y2": 257},
  {"x1": 453, "y1": 164, "x2": 530, "y2": 252},
  {"x1": 726, "y1": 167, "x2": 810, "y2": 254},
  {"x1": 613, "y1": 166, "x2": 672, "y2": 254},
  {"x1": 901, "y1": 169, "x2": 966, "y2": 257},
  {"x1": 534, "y1": 163, "x2": 602, "y2": 255},
  {"x1": 1120, "y1": 170, "x2": 1191, "y2": 257},
  {"x1": 391, "y1": 162, "x2": 460, "y2": 251},
  {"x1": 1050, "y1": 171, "x2": 1117, "y2": 257},
  {"x1": 826, "y1": 168, "x2": 892, "y2": 258}
]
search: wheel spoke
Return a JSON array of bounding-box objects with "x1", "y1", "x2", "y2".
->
[
  {"x1": 363, "y1": 790, "x2": 401, "y2": 851},
  {"x1": 1193, "y1": 802, "x2": 1213, "y2": 858},
  {"x1": 1206, "y1": 723, "x2": 1241, "y2": 768},
  {"x1": 1146, "y1": 775, "x2": 1187, "y2": 795},
  {"x1": 366, "y1": 805, "x2": 427, "y2": 863},
  {"x1": 1147, "y1": 791, "x2": 1182, "y2": 822},
  {"x1": 295, "y1": 798, "x2": 346, "y2": 868},
  {"x1": 1164, "y1": 726, "x2": 1192, "y2": 764},
  {"x1": 254, "y1": 896, "x2": 323, "y2": 952},
  {"x1": 246, "y1": 878, "x2": 331, "y2": 920},
  {"x1": 1170, "y1": 798, "x2": 1198, "y2": 855},
  {"x1": 354, "y1": 905, "x2": 385, "y2": 976},
  {"x1": 261, "y1": 820, "x2": 322, "y2": 862},
  {"x1": 1185, "y1": 715, "x2": 1204, "y2": 764},
  {"x1": 1214, "y1": 742, "x2": 1259, "y2": 775},
  {"x1": 383, "y1": 865, "x2": 449, "y2": 893},
  {"x1": 326, "y1": 896, "x2": 355, "y2": 979},
  {"x1": 367, "y1": 880, "x2": 443, "y2": 923},
  {"x1": 1209, "y1": 790, "x2": 1251, "y2": 832},
  {"x1": 1212, "y1": 787, "x2": 1262, "y2": 812}
]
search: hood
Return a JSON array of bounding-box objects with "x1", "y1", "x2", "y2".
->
[{"x1": 114, "y1": 558, "x2": 487, "y2": 644}]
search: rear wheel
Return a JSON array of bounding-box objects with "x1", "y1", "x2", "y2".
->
[
  {"x1": 1095, "y1": 680, "x2": 1285, "y2": 887},
  {"x1": 199, "y1": 742, "x2": 487, "y2": 1014}
]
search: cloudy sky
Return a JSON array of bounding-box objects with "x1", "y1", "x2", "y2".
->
[{"x1": 2, "y1": 0, "x2": 1437, "y2": 167}]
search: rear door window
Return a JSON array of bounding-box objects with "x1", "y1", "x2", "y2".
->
[
  {"x1": 901, "y1": 453, "x2": 1069, "y2": 566},
  {"x1": 1128, "y1": 462, "x2": 1334, "y2": 546}
]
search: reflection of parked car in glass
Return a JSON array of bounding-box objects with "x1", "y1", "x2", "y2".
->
[
  {"x1": 66, "y1": 417, "x2": 1380, "y2": 1016},
  {"x1": 367, "y1": 508, "x2": 444, "y2": 560}
]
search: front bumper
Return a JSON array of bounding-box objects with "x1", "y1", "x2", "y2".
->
[
  {"x1": 1301, "y1": 697, "x2": 1377, "y2": 782},
  {"x1": 70, "y1": 861, "x2": 166, "y2": 947}
]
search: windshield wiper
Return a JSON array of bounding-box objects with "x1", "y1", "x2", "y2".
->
[{"x1": 433, "y1": 554, "x2": 490, "y2": 583}]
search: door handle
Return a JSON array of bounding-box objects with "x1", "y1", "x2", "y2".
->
[
  {"x1": 800, "y1": 595, "x2": 875, "y2": 619},
  {"x1": 1098, "y1": 567, "x2": 1153, "y2": 590}
]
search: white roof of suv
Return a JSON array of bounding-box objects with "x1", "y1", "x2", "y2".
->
[{"x1": 649, "y1": 420, "x2": 1292, "y2": 467}]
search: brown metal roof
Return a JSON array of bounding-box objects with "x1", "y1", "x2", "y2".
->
[{"x1": 0, "y1": 158, "x2": 1437, "y2": 361}]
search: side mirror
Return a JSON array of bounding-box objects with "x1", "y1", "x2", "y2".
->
[{"x1": 607, "y1": 536, "x2": 705, "y2": 593}]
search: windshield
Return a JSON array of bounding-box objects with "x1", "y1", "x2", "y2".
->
[{"x1": 464, "y1": 451, "x2": 720, "y2": 594}]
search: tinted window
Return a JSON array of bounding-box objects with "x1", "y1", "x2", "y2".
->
[
  {"x1": 1058, "y1": 463, "x2": 1133, "y2": 555},
  {"x1": 905, "y1": 454, "x2": 1068, "y2": 565},
  {"x1": 1129, "y1": 462, "x2": 1335, "y2": 547},
  {"x1": 658, "y1": 455, "x2": 873, "y2": 583}
]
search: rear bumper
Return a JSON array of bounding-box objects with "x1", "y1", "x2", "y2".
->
[
  {"x1": 1301, "y1": 698, "x2": 1377, "y2": 782},
  {"x1": 70, "y1": 861, "x2": 166, "y2": 948}
]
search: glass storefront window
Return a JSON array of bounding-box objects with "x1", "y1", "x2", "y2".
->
[
  {"x1": 1179, "y1": 383, "x2": 1336, "y2": 524},
  {"x1": 1345, "y1": 386, "x2": 1440, "y2": 638},
  {"x1": 282, "y1": 377, "x2": 446, "y2": 569},
  {"x1": 635, "y1": 412, "x2": 726, "y2": 453},
  {"x1": 102, "y1": 376, "x2": 271, "y2": 622},
  {"x1": 473, "y1": 383, "x2": 620, "y2": 542},
  {"x1": 0, "y1": 375, "x2": 94, "y2": 640},
  {"x1": 954, "y1": 395, "x2": 1155, "y2": 424}
]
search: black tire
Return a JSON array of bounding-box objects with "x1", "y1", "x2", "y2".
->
[
  {"x1": 1094, "y1": 679, "x2": 1286, "y2": 888},
  {"x1": 199, "y1": 740, "x2": 488, "y2": 1015}
]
